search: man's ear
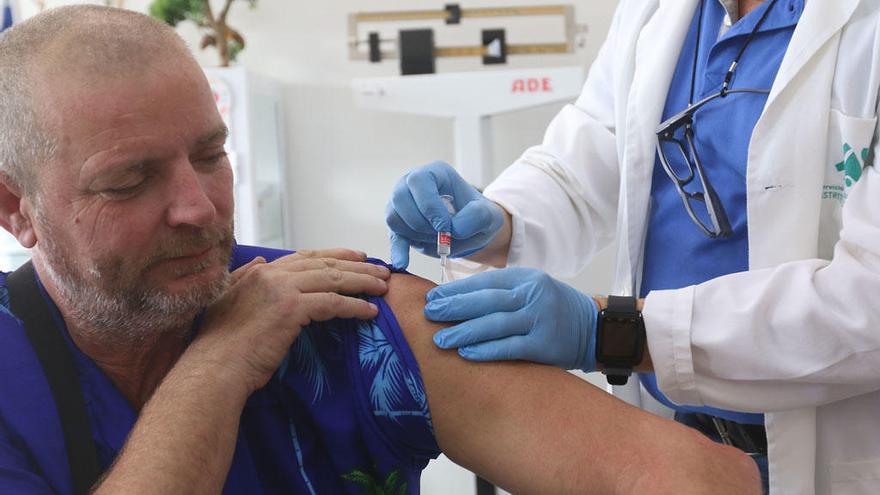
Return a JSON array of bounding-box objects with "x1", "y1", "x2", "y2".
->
[{"x1": 0, "y1": 175, "x2": 37, "y2": 249}]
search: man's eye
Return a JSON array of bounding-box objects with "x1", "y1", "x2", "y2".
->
[
  {"x1": 199, "y1": 151, "x2": 228, "y2": 167},
  {"x1": 101, "y1": 181, "x2": 145, "y2": 198}
]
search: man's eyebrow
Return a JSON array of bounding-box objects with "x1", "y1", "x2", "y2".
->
[{"x1": 197, "y1": 125, "x2": 229, "y2": 146}]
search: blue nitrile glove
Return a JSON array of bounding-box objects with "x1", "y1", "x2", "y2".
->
[
  {"x1": 385, "y1": 161, "x2": 505, "y2": 270},
  {"x1": 425, "y1": 267, "x2": 598, "y2": 371}
]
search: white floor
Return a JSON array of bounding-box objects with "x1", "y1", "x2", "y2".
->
[{"x1": 420, "y1": 455, "x2": 506, "y2": 495}]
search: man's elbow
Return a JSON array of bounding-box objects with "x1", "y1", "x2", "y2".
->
[{"x1": 623, "y1": 423, "x2": 762, "y2": 495}]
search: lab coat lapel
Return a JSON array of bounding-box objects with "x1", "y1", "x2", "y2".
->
[
  {"x1": 765, "y1": 0, "x2": 860, "y2": 109},
  {"x1": 616, "y1": 0, "x2": 698, "y2": 294},
  {"x1": 628, "y1": 0, "x2": 697, "y2": 153},
  {"x1": 747, "y1": 0, "x2": 856, "y2": 269}
]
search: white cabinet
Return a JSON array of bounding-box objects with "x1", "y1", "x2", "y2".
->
[{"x1": 204, "y1": 66, "x2": 289, "y2": 248}]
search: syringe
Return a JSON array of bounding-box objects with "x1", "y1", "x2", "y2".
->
[{"x1": 438, "y1": 195, "x2": 456, "y2": 284}]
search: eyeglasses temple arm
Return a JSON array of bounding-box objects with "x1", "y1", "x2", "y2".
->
[{"x1": 655, "y1": 88, "x2": 770, "y2": 136}]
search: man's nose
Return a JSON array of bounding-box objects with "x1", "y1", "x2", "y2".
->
[{"x1": 166, "y1": 163, "x2": 217, "y2": 228}]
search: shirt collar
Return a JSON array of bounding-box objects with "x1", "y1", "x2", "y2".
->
[
  {"x1": 717, "y1": 0, "x2": 740, "y2": 25},
  {"x1": 720, "y1": 0, "x2": 804, "y2": 41}
]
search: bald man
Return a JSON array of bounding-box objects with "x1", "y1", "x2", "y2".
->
[{"x1": 0, "y1": 6, "x2": 759, "y2": 494}]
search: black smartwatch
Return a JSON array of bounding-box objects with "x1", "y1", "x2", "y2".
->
[{"x1": 595, "y1": 295, "x2": 646, "y2": 386}]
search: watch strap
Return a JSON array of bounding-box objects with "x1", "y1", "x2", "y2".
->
[
  {"x1": 606, "y1": 295, "x2": 636, "y2": 312},
  {"x1": 603, "y1": 368, "x2": 632, "y2": 386},
  {"x1": 598, "y1": 295, "x2": 642, "y2": 386}
]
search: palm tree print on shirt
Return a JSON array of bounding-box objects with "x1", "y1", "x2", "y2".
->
[
  {"x1": 356, "y1": 320, "x2": 431, "y2": 423},
  {"x1": 278, "y1": 325, "x2": 338, "y2": 403},
  {"x1": 342, "y1": 468, "x2": 408, "y2": 495}
]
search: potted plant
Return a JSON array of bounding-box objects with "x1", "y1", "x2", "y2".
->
[{"x1": 149, "y1": 0, "x2": 256, "y2": 66}]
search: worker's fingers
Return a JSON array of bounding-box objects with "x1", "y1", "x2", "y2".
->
[
  {"x1": 390, "y1": 232, "x2": 412, "y2": 270},
  {"x1": 406, "y1": 163, "x2": 455, "y2": 232},
  {"x1": 451, "y1": 199, "x2": 503, "y2": 239},
  {"x1": 385, "y1": 206, "x2": 436, "y2": 245},
  {"x1": 432, "y1": 310, "x2": 532, "y2": 349},
  {"x1": 230, "y1": 256, "x2": 266, "y2": 285},
  {"x1": 457, "y1": 334, "x2": 533, "y2": 362},
  {"x1": 424, "y1": 288, "x2": 524, "y2": 322},
  {"x1": 389, "y1": 179, "x2": 440, "y2": 236},
  {"x1": 291, "y1": 268, "x2": 388, "y2": 296},
  {"x1": 426, "y1": 267, "x2": 527, "y2": 301},
  {"x1": 298, "y1": 292, "x2": 379, "y2": 322}
]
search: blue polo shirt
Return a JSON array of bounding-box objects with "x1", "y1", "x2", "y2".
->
[
  {"x1": 0, "y1": 245, "x2": 440, "y2": 494},
  {"x1": 639, "y1": 0, "x2": 803, "y2": 424}
]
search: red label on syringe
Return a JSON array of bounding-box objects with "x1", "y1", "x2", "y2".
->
[
  {"x1": 437, "y1": 232, "x2": 452, "y2": 256},
  {"x1": 438, "y1": 195, "x2": 456, "y2": 283}
]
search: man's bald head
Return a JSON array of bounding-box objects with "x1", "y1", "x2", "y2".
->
[{"x1": 0, "y1": 5, "x2": 194, "y2": 197}]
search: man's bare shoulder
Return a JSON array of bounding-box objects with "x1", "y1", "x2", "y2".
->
[
  {"x1": 381, "y1": 271, "x2": 520, "y2": 380},
  {"x1": 382, "y1": 272, "x2": 438, "y2": 335}
]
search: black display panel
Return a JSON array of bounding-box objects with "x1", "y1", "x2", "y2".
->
[{"x1": 600, "y1": 316, "x2": 641, "y2": 358}]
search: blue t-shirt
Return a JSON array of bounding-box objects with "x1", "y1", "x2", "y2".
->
[
  {"x1": 0, "y1": 244, "x2": 440, "y2": 494},
  {"x1": 639, "y1": 0, "x2": 803, "y2": 424}
]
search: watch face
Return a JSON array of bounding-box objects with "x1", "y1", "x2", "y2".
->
[{"x1": 600, "y1": 316, "x2": 641, "y2": 358}]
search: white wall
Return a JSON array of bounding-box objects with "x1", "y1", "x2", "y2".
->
[
  {"x1": 17, "y1": 0, "x2": 621, "y2": 492},
  {"x1": 18, "y1": 0, "x2": 619, "y2": 288}
]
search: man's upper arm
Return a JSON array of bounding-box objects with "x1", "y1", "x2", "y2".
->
[
  {"x1": 383, "y1": 273, "x2": 617, "y2": 493},
  {"x1": 383, "y1": 272, "x2": 762, "y2": 495}
]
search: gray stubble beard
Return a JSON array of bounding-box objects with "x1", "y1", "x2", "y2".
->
[{"x1": 34, "y1": 208, "x2": 234, "y2": 348}]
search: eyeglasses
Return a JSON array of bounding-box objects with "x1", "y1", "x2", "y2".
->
[
  {"x1": 656, "y1": 0, "x2": 778, "y2": 238},
  {"x1": 655, "y1": 87, "x2": 768, "y2": 238}
]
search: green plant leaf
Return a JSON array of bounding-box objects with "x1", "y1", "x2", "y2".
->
[
  {"x1": 383, "y1": 470, "x2": 401, "y2": 491},
  {"x1": 148, "y1": 0, "x2": 204, "y2": 27},
  {"x1": 342, "y1": 469, "x2": 380, "y2": 491},
  {"x1": 227, "y1": 38, "x2": 243, "y2": 63}
]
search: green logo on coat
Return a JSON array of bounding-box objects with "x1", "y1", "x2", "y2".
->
[{"x1": 834, "y1": 143, "x2": 868, "y2": 188}]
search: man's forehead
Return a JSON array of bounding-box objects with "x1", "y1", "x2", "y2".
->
[
  {"x1": 35, "y1": 61, "x2": 220, "y2": 141},
  {"x1": 30, "y1": 73, "x2": 226, "y2": 188}
]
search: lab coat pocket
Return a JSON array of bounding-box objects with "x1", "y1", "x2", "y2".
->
[
  {"x1": 825, "y1": 109, "x2": 876, "y2": 191},
  {"x1": 818, "y1": 109, "x2": 877, "y2": 258},
  {"x1": 829, "y1": 458, "x2": 880, "y2": 495}
]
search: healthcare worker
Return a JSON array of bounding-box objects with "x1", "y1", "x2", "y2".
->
[{"x1": 385, "y1": 0, "x2": 880, "y2": 494}]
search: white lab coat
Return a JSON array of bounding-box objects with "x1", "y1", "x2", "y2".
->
[{"x1": 483, "y1": 0, "x2": 880, "y2": 493}]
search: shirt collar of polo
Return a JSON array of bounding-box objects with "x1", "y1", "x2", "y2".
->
[
  {"x1": 716, "y1": 0, "x2": 804, "y2": 39},
  {"x1": 717, "y1": 0, "x2": 740, "y2": 26},
  {"x1": 744, "y1": 1, "x2": 802, "y2": 34}
]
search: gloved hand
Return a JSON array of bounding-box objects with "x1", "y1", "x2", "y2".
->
[
  {"x1": 424, "y1": 267, "x2": 598, "y2": 371},
  {"x1": 385, "y1": 161, "x2": 505, "y2": 270}
]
